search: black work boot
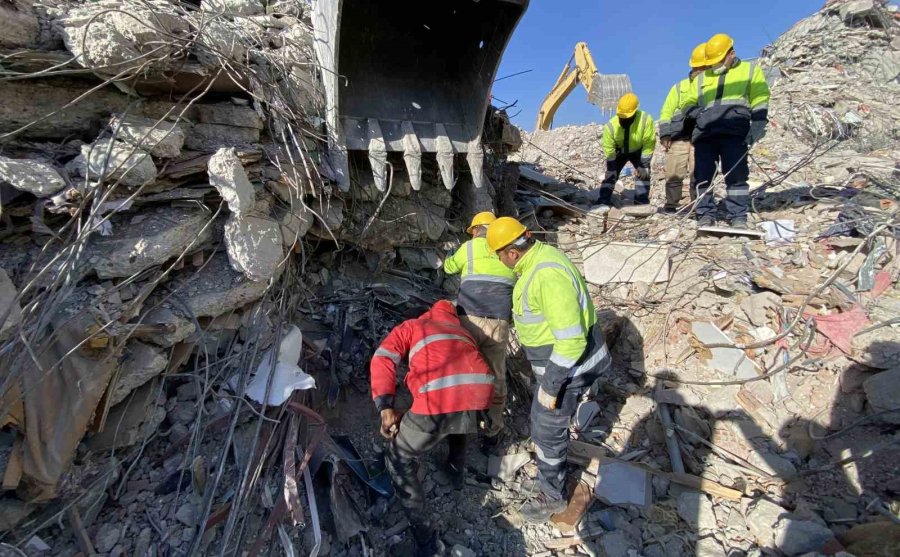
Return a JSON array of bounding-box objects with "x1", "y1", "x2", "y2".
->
[
  {"x1": 520, "y1": 492, "x2": 567, "y2": 524},
  {"x1": 410, "y1": 520, "x2": 440, "y2": 557},
  {"x1": 729, "y1": 217, "x2": 749, "y2": 229},
  {"x1": 697, "y1": 215, "x2": 716, "y2": 228}
]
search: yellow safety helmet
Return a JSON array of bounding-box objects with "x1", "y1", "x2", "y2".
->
[
  {"x1": 690, "y1": 43, "x2": 707, "y2": 69},
  {"x1": 466, "y1": 211, "x2": 496, "y2": 234},
  {"x1": 705, "y1": 33, "x2": 734, "y2": 66},
  {"x1": 616, "y1": 93, "x2": 639, "y2": 119},
  {"x1": 486, "y1": 217, "x2": 527, "y2": 252}
]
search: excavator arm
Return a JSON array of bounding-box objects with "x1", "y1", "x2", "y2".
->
[{"x1": 535, "y1": 42, "x2": 631, "y2": 131}]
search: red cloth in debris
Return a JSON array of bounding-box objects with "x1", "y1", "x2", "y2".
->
[
  {"x1": 370, "y1": 300, "x2": 494, "y2": 415},
  {"x1": 867, "y1": 271, "x2": 892, "y2": 299},
  {"x1": 803, "y1": 306, "x2": 870, "y2": 356}
]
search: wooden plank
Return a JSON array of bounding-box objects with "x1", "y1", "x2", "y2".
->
[{"x1": 568, "y1": 440, "x2": 743, "y2": 501}]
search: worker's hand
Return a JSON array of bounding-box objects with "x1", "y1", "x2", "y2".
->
[
  {"x1": 536, "y1": 387, "x2": 557, "y2": 411},
  {"x1": 636, "y1": 167, "x2": 651, "y2": 182},
  {"x1": 380, "y1": 408, "x2": 403, "y2": 439},
  {"x1": 661, "y1": 137, "x2": 673, "y2": 151},
  {"x1": 747, "y1": 120, "x2": 767, "y2": 146}
]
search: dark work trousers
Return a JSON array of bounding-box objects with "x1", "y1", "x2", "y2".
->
[
  {"x1": 692, "y1": 135, "x2": 751, "y2": 222},
  {"x1": 598, "y1": 152, "x2": 650, "y2": 206},
  {"x1": 530, "y1": 385, "x2": 584, "y2": 501},
  {"x1": 386, "y1": 410, "x2": 475, "y2": 527}
]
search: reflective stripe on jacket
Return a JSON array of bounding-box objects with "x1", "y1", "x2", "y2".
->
[
  {"x1": 659, "y1": 77, "x2": 696, "y2": 140},
  {"x1": 602, "y1": 110, "x2": 656, "y2": 160},
  {"x1": 370, "y1": 300, "x2": 494, "y2": 415},
  {"x1": 690, "y1": 59, "x2": 771, "y2": 141},
  {"x1": 511, "y1": 242, "x2": 610, "y2": 394},
  {"x1": 443, "y1": 237, "x2": 516, "y2": 320}
]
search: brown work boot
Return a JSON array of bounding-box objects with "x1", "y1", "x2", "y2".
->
[{"x1": 520, "y1": 492, "x2": 567, "y2": 524}]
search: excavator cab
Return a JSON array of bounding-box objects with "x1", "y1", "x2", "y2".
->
[{"x1": 313, "y1": 0, "x2": 529, "y2": 192}]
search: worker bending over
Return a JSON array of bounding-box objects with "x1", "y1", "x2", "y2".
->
[
  {"x1": 689, "y1": 33, "x2": 771, "y2": 228},
  {"x1": 370, "y1": 300, "x2": 494, "y2": 555},
  {"x1": 658, "y1": 44, "x2": 709, "y2": 213},
  {"x1": 486, "y1": 217, "x2": 612, "y2": 523},
  {"x1": 443, "y1": 211, "x2": 517, "y2": 448},
  {"x1": 598, "y1": 93, "x2": 656, "y2": 208}
]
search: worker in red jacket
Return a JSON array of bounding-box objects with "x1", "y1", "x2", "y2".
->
[{"x1": 371, "y1": 300, "x2": 494, "y2": 555}]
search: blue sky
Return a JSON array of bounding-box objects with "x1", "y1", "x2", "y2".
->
[{"x1": 493, "y1": 0, "x2": 823, "y2": 130}]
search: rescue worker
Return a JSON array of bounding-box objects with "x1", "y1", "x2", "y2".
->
[
  {"x1": 689, "y1": 33, "x2": 771, "y2": 228},
  {"x1": 485, "y1": 217, "x2": 612, "y2": 523},
  {"x1": 370, "y1": 300, "x2": 494, "y2": 555},
  {"x1": 598, "y1": 93, "x2": 656, "y2": 209},
  {"x1": 658, "y1": 44, "x2": 709, "y2": 213},
  {"x1": 443, "y1": 211, "x2": 517, "y2": 448}
]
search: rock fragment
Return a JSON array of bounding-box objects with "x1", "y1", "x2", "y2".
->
[
  {"x1": 110, "y1": 341, "x2": 168, "y2": 405},
  {"x1": 745, "y1": 498, "x2": 834, "y2": 556},
  {"x1": 208, "y1": 147, "x2": 256, "y2": 217},
  {"x1": 164, "y1": 253, "x2": 269, "y2": 318},
  {"x1": 109, "y1": 114, "x2": 186, "y2": 159},
  {"x1": 73, "y1": 139, "x2": 157, "y2": 187},
  {"x1": 224, "y1": 213, "x2": 284, "y2": 281},
  {"x1": 862, "y1": 367, "x2": 900, "y2": 424},
  {"x1": 0, "y1": 156, "x2": 66, "y2": 197}
]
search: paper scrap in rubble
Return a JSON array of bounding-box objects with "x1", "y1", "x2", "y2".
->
[
  {"x1": 759, "y1": 220, "x2": 796, "y2": 246},
  {"x1": 691, "y1": 321, "x2": 760, "y2": 380},
  {"x1": 245, "y1": 325, "x2": 315, "y2": 406}
]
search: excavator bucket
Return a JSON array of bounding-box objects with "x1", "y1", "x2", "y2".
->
[
  {"x1": 587, "y1": 74, "x2": 633, "y2": 116},
  {"x1": 313, "y1": 0, "x2": 529, "y2": 192}
]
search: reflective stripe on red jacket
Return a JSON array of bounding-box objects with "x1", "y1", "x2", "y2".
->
[{"x1": 370, "y1": 300, "x2": 494, "y2": 415}]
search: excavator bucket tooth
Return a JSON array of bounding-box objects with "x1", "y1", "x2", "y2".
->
[
  {"x1": 313, "y1": 0, "x2": 529, "y2": 191},
  {"x1": 435, "y1": 124, "x2": 455, "y2": 191},
  {"x1": 367, "y1": 119, "x2": 389, "y2": 192},
  {"x1": 401, "y1": 121, "x2": 423, "y2": 192},
  {"x1": 466, "y1": 136, "x2": 485, "y2": 189}
]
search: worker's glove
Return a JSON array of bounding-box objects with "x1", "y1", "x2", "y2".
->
[
  {"x1": 636, "y1": 161, "x2": 651, "y2": 182},
  {"x1": 536, "y1": 386, "x2": 558, "y2": 411},
  {"x1": 747, "y1": 120, "x2": 767, "y2": 146},
  {"x1": 380, "y1": 408, "x2": 404, "y2": 439}
]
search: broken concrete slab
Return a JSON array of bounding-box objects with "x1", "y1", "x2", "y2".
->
[
  {"x1": 740, "y1": 292, "x2": 781, "y2": 327},
  {"x1": 487, "y1": 453, "x2": 532, "y2": 482},
  {"x1": 74, "y1": 139, "x2": 157, "y2": 188},
  {"x1": 139, "y1": 306, "x2": 196, "y2": 347},
  {"x1": 278, "y1": 204, "x2": 314, "y2": 247},
  {"x1": 745, "y1": 498, "x2": 835, "y2": 556},
  {"x1": 0, "y1": 156, "x2": 67, "y2": 197},
  {"x1": 110, "y1": 341, "x2": 168, "y2": 406},
  {"x1": 692, "y1": 321, "x2": 761, "y2": 380},
  {"x1": 208, "y1": 147, "x2": 256, "y2": 217},
  {"x1": 398, "y1": 247, "x2": 442, "y2": 270},
  {"x1": 165, "y1": 253, "x2": 269, "y2": 318},
  {"x1": 90, "y1": 207, "x2": 214, "y2": 279},
  {"x1": 862, "y1": 367, "x2": 900, "y2": 424},
  {"x1": 86, "y1": 380, "x2": 166, "y2": 452},
  {"x1": 583, "y1": 242, "x2": 669, "y2": 285},
  {"x1": 224, "y1": 213, "x2": 284, "y2": 282},
  {"x1": 196, "y1": 103, "x2": 264, "y2": 130},
  {"x1": 593, "y1": 461, "x2": 651, "y2": 508},
  {"x1": 0, "y1": 268, "x2": 23, "y2": 341},
  {"x1": 677, "y1": 492, "x2": 717, "y2": 532},
  {"x1": 195, "y1": 19, "x2": 248, "y2": 67},
  {"x1": 186, "y1": 123, "x2": 261, "y2": 151},
  {"x1": 201, "y1": 0, "x2": 264, "y2": 16},
  {"x1": 0, "y1": 0, "x2": 40, "y2": 50},
  {"x1": 109, "y1": 114, "x2": 186, "y2": 159}
]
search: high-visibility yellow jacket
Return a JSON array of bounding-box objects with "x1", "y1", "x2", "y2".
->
[
  {"x1": 602, "y1": 110, "x2": 656, "y2": 161},
  {"x1": 688, "y1": 59, "x2": 770, "y2": 141},
  {"x1": 511, "y1": 241, "x2": 610, "y2": 394},
  {"x1": 658, "y1": 76, "x2": 697, "y2": 140},
  {"x1": 444, "y1": 237, "x2": 517, "y2": 320}
]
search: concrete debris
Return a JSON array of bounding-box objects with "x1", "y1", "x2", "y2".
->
[
  {"x1": 164, "y1": 253, "x2": 268, "y2": 318},
  {"x1": 194, "y1": 19, "x2": 248, "y2": 67},
  {"x1": 109, "y1": 114, "x2": 186, "y2": 159},
  {"x1": 862, "y1": 367, "x2": 900, "y2": 424},
  {"x1": 201, "y1": 0, "x2": 264, "y2": 16},
  {"x1": 583, "y1": 242, "x2": 669, "y2": 285},
  {"x1": 593, "y1": 461, "x2": 651, "y2": 508},
  {"x1": 224, "y1": 213, "x2": 284, "y2": 281},
  {"x1": 109, "y1": 341, "x2": 168, "y2": 406},
  {"x1": 94, "y1": 523, "x2": 121, "y2": 554},
  {"x1": 745, "y1": 498, "x2": 836, "y2": 556},
  {"x1": 0, "y1": 0, "x2": 41, "y2": 50},
  {"x1": 740, "y1": 292, "x2": 781, "y2": 327},
  {"x1": 73, "y1": 138, "x2": 157, "y2": 187},
  {"x1": 487, "y1": 453, "x2": 532, "y2": 482},
  {"x1": 0, "y1": 156, "x2": 66, "y2": 197},
  {"x1": 0, "y1": 268, "x2": 23, "y2": 341},
  {"x1": 139, "y1": 306, "x2": 196, "y2": 347},
  {"x1": 90, "y1": 206, "x2": 213, "y2": 278},
  {"x1": 692, "y1": 321, "x2": 761, "y2": 379},
  {"x1": 398, "y1": 247, "x2": 443, "y2": 270},
  {"x1": 208, "y1": 147, "x2": 256, "y2": 217}
]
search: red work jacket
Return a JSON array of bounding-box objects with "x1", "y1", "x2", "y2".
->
[{"x1": 370, "y1": 300, "x2": 494, "y2": 415}]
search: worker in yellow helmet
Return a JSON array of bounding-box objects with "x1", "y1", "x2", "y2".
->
[
  {"x1": 443, "y1": 211, "x2": 517, "y2": 449},
  {"x1": 485, "y1": 217, "x2": 611, "y2": 523},
  {"x1": 598, "y1": 93, "x2": 656, "y2": 209},
  {"x1": 686, "y1": 33, "x2": 771, "y2": 228},
  {"x1": 657, "y1": 44, "x2": 709, "y2": 213}
]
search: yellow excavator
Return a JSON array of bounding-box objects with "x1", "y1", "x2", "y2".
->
[{"x1": 535, "y1": 42, "x2": 632, "y2": 131}]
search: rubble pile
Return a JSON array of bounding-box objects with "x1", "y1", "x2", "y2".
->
[
  {"x1": 515, "y1": 123, "x2": 607, "y2": 186},
  {"x1": 485, "y1": 1, "x2": 900, "y2": 555}
]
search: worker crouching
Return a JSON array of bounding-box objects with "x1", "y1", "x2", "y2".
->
[
  {"x1": 370, "y1": 300, "x2": 494, "y2": 555},
  {"x1": 598, "y1": 93, "x2": 656, "y2": 208},
  {"x1": 486, "y1": 218, "x2": 612, "y2": 523}
]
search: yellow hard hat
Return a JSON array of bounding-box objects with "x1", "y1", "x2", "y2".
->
[
  {"x1": 690, "y1": 43, "x2": 707, "y2": 69},
  {"x1": 466, "y1": 211, "x2": 496, "y2": 234},
  {"x1": 486, "y1": 216, "x2": 527, "y2": 252},
  {"x1": 705, "y1": 33, "x2": 734, "y2": 66},
  {"x1": 616, "y1": 93, "x2": 639, "y2": 119}
]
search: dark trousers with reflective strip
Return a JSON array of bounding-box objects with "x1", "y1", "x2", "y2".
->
[
  {"x1": 692, "y1": 135, "x2": 750, "y2": 221},
  {"x1": 599, "y1": 152, "x2": 650, "y2": 206},
  {"x1": 386, "y1": 411, "x2": 473, "y2": 518},
  {"x1": 530, "y1": 385, "x2": 584, "y2": 501}
]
